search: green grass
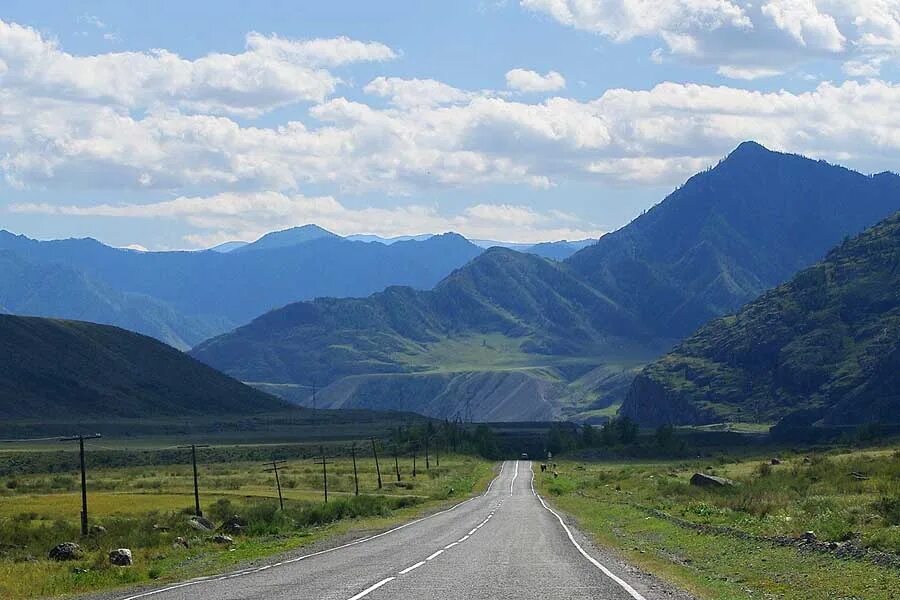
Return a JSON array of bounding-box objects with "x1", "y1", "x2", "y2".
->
[
  {"x1": 0, "y1": 453, "x2": 494, "y2": 599},
  {"x1": 537, "y1": 445, "x2": 900, "y2": 600}
]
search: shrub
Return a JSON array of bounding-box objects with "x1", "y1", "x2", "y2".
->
[{"x1": 873, "y1": 496, "x2": 900, "y2": 526}]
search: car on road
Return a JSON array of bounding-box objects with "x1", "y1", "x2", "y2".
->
[{"x1": 520, "y1": 453, "x2": 529, "y2": 460}]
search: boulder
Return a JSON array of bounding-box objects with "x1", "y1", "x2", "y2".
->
[
  {"x1": 690, "y1": 473, "x2": 736, "y2": 488},
  {"x1": 108, "y1": 548, "x2": 133, "y2": 566},
  {"x1": 49, "y1": 542, "x2": 82, "y2": 561},
  {"x1": 89, "y1": 525, "x2": 107, "y2": 536},
  {"x1": 770, "y1": 458, "x2": 781, "y2": 465},
  {"x1": 211, "y1": 534, "x2": 233, "y2": 545},
  {"x1": 188, "y1": 516, "x2": 215, "y2": 531},
  {"x1": 218, "y1": 515, "x2": 247, "y2": 535}
]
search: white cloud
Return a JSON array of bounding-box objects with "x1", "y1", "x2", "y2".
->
[
  {"x1": 0, "y1": 19, "x2": 396, "y2": 117},
  {"x1": 505, "y1": 68, "x2": 566, "y2": 92},
  {"x1": 10, "y1": 193, "x2": 606, "y2": 247},
  {"x1": 522, "y1": 0, "x2": 900, "y2": 78},
  {"x1": 4, "y1": 74, "x2": 900, "y2": 196},
  {"x1": 761, "y1": 0, "x2": 845, "y2": 52},
  {"x1": 364, "y1": 77, "x2": 477, "y2": 108}
]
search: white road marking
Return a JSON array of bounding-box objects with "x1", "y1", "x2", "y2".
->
[
  {"x1": 536, "y1": 486, "x2": 648, "y2": 600},
  {"x1": 399, "y1": 561, "x2": 425, "y2": 575},
  {"x1": 347, "y1": 577, "x2": 395, "y2": 600},
  {"x1": 509, "y1": 460, "x2": 519, "y2": 495},
  {"x1": 426, "y1": 549, "x2": 444, "y2": 561},
  {"x1": 444, "y1": 542, "x2": 459, "y2": 549},
  {"x1": 530, "y1": 462, "x2": 536, "y2": 496},
  {"x1": 116, "y1": 463, "x2": 506, "y2": 600},
  {"x1": 458, "y1": 534, "x2": 469, "y2": 542},
  {"x1": 469, "y1": 528, "x2": 477, "y2": 535}
]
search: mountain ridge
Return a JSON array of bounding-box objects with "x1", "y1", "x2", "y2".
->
[
  {"x1": 620, "y1": 210, "x2": 900, "y2": 427},
  {"x1": 190, "y1": 142, "x2": 900, "y2": 421}
]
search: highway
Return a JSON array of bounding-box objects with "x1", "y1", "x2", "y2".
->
[{"x1": 115, "y1": 461, "x2": 657, "y2": 600}]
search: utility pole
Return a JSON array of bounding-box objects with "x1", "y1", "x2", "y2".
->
[
  {"x1": 316, "y1": 446, "x2": 333, "y2": 503},
  {"x1": 370, "y1": 438, "x2": 382, "y2": 489},
  {"x1": 350, "y1": 443, "x2": 359, "y2": 496},
  {"x1": 60, "y1": 433, "x2": 101, "y2": 536},
  {"x1": 263, "y1": 459, "x2": 287, "y2": 510},
  {"x1": 412, "y1": 444, "x2": 417, "y2": 478},
  {"x1": 178, "y1": 444, "x2": 209, "y2": 517},
  {"x1": 425, "y1": 434, "x2": 430, "y2": 470},
  {"x1": 435, "y1": 439, "x2": 440, "y2": 467},
  {"x1": 393, "y1": 445, "x2": 401, "y2": 482}
]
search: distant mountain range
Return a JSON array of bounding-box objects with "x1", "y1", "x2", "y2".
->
[
  {"x1": 0, "y1": 314, "x2": 286, "y2": 419},
  {"x1": 0, "y1": 230, "x2": 483, "y2": 348},
  {"x1": 191, "y1": 142, "x2": 900, "y2": 421},
  {"x1": 0, "y1": 225, "x2": 595, "y2": 350},
  {"x1": 622, "y1": 210, "x2": 900, "y2": 428}
]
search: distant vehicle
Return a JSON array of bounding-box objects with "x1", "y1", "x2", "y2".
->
[{"x1": 520, "y1": 453, "x2": 529, "y2": 460}]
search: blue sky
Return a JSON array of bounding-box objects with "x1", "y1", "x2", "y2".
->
[{"x1": 1, "y1": 0, "x2": 898, "y2": 249}]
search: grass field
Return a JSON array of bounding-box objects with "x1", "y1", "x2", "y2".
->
[
  {"x1": 537, "y1": 445, "x2": 900, "y2": 600},
  {"x1": 0, "y1": 448, "x2": 493, "y2": 600}
]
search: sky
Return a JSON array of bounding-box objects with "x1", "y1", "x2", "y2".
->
[{"x1": 0, "y1": 1, "x2": 899, "y2": 250}]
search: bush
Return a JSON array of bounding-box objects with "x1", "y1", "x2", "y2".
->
[{"x1": 873, "y1": 496, "x2": 900, "y2": 526}]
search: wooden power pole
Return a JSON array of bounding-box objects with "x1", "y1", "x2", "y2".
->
[
  {"x1": 59, "y1": 433, "x2": 101, "y2": 536},
  {"x1": 178, "y1": 444, "x2": 209, "y2": 517},
  {"x1": 370, "y1": 438, "x2": 382, "y2": 489},
  {"x1": 263, "y1": 459, "x2": 288, "y2": 510}
]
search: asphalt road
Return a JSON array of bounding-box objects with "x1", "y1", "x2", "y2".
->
[{"x1": 117, "y1": 461, "x2": 653, "y2": 600}]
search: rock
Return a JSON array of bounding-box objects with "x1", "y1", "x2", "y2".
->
[
  {"x1": 172, "y1": 536, "x2": 190, "y2": 549},
  {"x1": 690, "y1": 473, "x2": 736, "y2": 488},
  {"x1": 211, "y1": 534, "x2": 233, "y2": 545},
  {"x1": 801, "y1": 531, "x2": 817, "y2": 543},
  {"x1": 89, "y1": 525, "x2": 107, "y2": 536},
  {"x1": 218, "y1": 515, "x2": 247, "y2": 535},
  {"x1": 188, "y1": 516, "x2": 215, "y2": 531},
  {"x1": 49, "y1": 542, "x2": 82, "y2": 561},
  {"x1": 108, "y1": 548, "x2": 133, "y2": 566},
  {"x1": 152, "y1": 524, "x2": 170, "y2": 532},
  {"x1": 770, "y1": 458, "x2": 781, "y2": 465}
]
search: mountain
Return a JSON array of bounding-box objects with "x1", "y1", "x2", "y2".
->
[
  {"x1": 232, "y1": 225, "x2": 338, "y2": 253},
  {"x1": 190, "y1": 143, "x2": 900, "y2": 422},
  {"x1": 0, "y1": 251, "x2": 224, "y2": 349},
  {"x1": 0, "y1": 314, "x2": 286, "y2": 419},
  {"x1": 525, "y1": 239, "x2": 597, "y2": 261},
  {"x1": 621, "y1": 211, "x2": 900, "y2": 428},
  {"x1": 568, "y1": 141, "x2": 900, "y2": 338},
  {"x1": 209, "y1": 241, "x2": 248, "y2": 253},
  {"x1": 0, "y1": 230, "x2": 483, "y2": 345}
]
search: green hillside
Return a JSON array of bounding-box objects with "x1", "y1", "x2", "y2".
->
[
  {"x1": 621, "y1": 211, "x2": 900, "y2": 427},
  {"x1": 0, "y1": 314, "x2": 287, "y2": 419}
]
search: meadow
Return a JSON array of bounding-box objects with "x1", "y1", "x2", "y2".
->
[
  {"x1": 538, "y1": 444, "x2": 900, "y2": 600},
  {"x1": 0, "y1": 444, "x2": 493, "y2": 600}
]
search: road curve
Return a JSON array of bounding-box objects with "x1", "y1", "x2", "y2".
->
[{"x1": 115, "y1": 461, "x2": 653, "y2": 600}]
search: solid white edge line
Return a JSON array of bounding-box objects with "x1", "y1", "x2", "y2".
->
[
  {"x1": 536, "y1": 493, "x2": 648, "y2": 600},
  {"x1": 117, "y1": 460, "x2": 507, "y2": 600},
  {"x1": 347, "y1": 576, "x2": 395, "y2": 600},
  {"x1": 399, "y1": 561, "x2": 425, "y2": 575}
]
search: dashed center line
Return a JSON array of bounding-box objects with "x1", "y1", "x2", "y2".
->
[
  {"x1": 398, "y1": 561, "x2": 425, "y2": 575},
  {"x1": 347, "y1": 577, "x2": 395, "y2": 600},
  {"x1": 426, "y1": 549, "x2": 444, "y2": 561}
]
